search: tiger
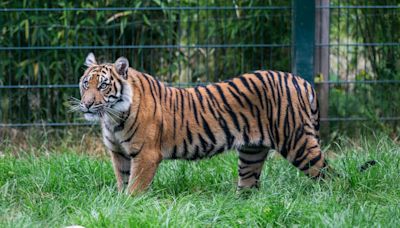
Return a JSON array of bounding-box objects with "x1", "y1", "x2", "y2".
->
[{"x1": 75, "y1": 53, "x2": 376, "y2": 194}]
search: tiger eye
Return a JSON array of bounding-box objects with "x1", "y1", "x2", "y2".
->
[{"x1": 99, "y1": 83, "x2": 108, "y2": 90}]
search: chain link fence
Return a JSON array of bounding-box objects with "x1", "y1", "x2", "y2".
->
[{"x1": 0, "y1": 0, "x2": 399, "y2": 132}]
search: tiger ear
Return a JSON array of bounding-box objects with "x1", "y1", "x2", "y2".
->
[
  {"x1": 85, "y1": 52, "x2": 97, "y2": 67},
  {"x1": 115, "y1": 57, "x2": 129, "y2": 79}
]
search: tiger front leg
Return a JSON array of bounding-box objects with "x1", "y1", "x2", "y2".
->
[
  {"x1": 110, "y1": 151, "x2": 132, "y2": 191},
  {"x1": 127, "y1": 150, "x2": 161, "y2": 195}
]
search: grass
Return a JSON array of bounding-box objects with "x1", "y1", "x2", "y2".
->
[{"x1": 0, "y1": 133, "x2": 399, "y2": 227}]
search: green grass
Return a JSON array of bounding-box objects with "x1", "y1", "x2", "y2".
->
[{"x1": 1, "y1": 135, "x2": 399, "y2": 227}]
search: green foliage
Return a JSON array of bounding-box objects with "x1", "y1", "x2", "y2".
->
[
  {"x1": 0, "y1": 0, "x2": 291, "y2": 124},
  {"x1": 1, "y1": 134, "x2": 399, "y2": 227},
  {"x1": 326, "y1": 0, "x2": 400, "y2": 131}
]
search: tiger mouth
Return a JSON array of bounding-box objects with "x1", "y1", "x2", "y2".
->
[{"x1": 83, "y1": 112, "x2": 100, "y2": 122}]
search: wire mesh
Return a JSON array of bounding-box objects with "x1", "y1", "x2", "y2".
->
[
  {"x1": 0, "y1": 0, "x2": 399, "y2": 129},
  {"x1": 317, "y1": 0, "x2": 400, "y2": 129},
  {"x1": 0, "y1": 1, "x2": 292, "y2": 127}
]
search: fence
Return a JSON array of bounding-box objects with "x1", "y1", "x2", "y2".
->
[{"x1": 0, "y1": 0, "x2": 399, "y2": 132}]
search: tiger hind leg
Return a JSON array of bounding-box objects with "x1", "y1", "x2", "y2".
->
[
  {"x1": 287, "y1": 137, "x2": 329, "y2": 179},
  {"x1": 237, "y1": 145, "x2": 269, "y2": 189}
]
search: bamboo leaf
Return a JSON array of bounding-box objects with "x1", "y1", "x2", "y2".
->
[
  {"x1": 33, "y1": 63, "x2": 39, "y2": 80},
  {"x1": 24, "y1": 19, "x2": 29, "y2": 42}
]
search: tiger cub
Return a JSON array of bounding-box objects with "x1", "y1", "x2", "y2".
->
[{"x1": 76, "y1": 53, "x2": 371, "y2": 194}]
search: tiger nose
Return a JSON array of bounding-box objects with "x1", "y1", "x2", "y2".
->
[{"x1": 83, "y1": 100, "x2": 94, "y2": 109}]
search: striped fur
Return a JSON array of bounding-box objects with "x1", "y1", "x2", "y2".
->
[{"x1": 78, "y1": 54, "x2": 337, "y2": 193}]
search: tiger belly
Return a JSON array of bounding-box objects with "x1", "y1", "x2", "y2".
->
[{"x1": 162, "y1": 122, "x2": 272, "y2": 160}]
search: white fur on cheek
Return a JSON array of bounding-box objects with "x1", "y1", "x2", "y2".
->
[
  {"x1": 84, "y1": 113, "x2": 100, "y2": 122},
  {"x1": 112, "y1": 81, "x2": 132, "y2": 112}
]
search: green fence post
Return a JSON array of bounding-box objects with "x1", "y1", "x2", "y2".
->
[{"x1": 292, "y1": 0, "x2": 315, "y2": 85}]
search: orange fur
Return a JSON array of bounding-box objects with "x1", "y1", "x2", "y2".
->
[{"x1": 78, "y1": 54, "x2": 328, "y2": 194}]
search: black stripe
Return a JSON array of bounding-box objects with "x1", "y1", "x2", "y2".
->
[
  {"x1": 214, "y1": 84, "x2": 231, "y2": 109},
  {"x1": 105, "y1": 135, "x2": 116, "y2": 145},
  {"x1": 277, "y1": 72, "x2": 284, "y2": 97},
  {"x1": 130, "y1": 143, "x2": 145, "y2": 158},
  {"x1": 188, "y1": 91, "x2": 192, "y2": 110},
  {"x1": 201, "y1": 114, "x2": 216, "y2": 144},
  {"x1": 189, "y1": 145, "x2": 200, "y2": 160},
  {"x1": 238, "y1": 154, "x2": 267, "y2": 165},
  {"x1": 182, "y1": 140, "x2": 188, "y2": 158},
  {"x1": 266, "y1": 100, "x2": 276, "y2": 150},
  {"x1": 239, "y1": 113, "x2": 250, "y2": 144},
  {"x1": 300, "y1": 153, "x2": 322, "y2": 171},
  {"x1": 120, "y1": 124, "x2": 140, "y2": 144},
  {"x1": 205, "y1": 143, "x2": 215, "y2": 155},
  {"x1": 227, "y1": 87, "x2": 245, "y2": 108},
  {"x1": 203, "y1": 86, "x2": 223, "y2": 111},
  {"x1": 171, "y1": 145, "x2": 178, "y2": 159},
  {"x1": 248, "y1": 77, "x2": 265, "y2": 109},
  {"x1": 169, "y1": 87, "x2": 174, "y2": 110},
  {"x1": 114, "y1": 121, "x2": 125, "y2": 132},
  {"x1": 253, "y1": 72, "x2": 268, "y2": 90},
  {"x1": 143, "y1": 74, "x2": 158, "y2": 116},
  {"x1": 194, "y1": 87, "x2": 206, "y2": 110},
  {"x1": 284, "y1": 73, "x2": 296, "y2": 129},
  {"x1": 239, "y1": 171, "x2": 260, "y2": 180},
  {"x1": 214, "y1": 84, "x2": 241, "y2": 131},
  {"x1": 111, "y1": 150, "x2": 131, "y2": 160},
  {"x1": 265, "y1": 72, "x2": 277, "y2": 104},
  {"x1": 164, "y1": 84, "x2": 168, "y2": 105},
  {"x1": 205, "y1": 97, "x2": 218, "y2": 120},
  {"x1": 179, "y1": 89, "x2": 185, "y2": 127},
  {"x1": 190, "y1": 92, "x2": 200, "y2": 125},
  {"x1": 155, "y1": 79, "x2": 163, "y2": 101},
  {"x1": 255, "y1": 106, "x2": 265, "y2": 144},
  {"x1": 104, "y1": 122, "x2": 113, "y2": 132},
  {"x1": 238, "y1": 146, "x2": 264, "y2": 154},
  {"x1": 217, "y1": 112, "x2": 235, "y2": 148},
  {"x1": 198, "y1": 134, "x2": 208, "y2": 152},
  {"x1": 238, "y1": 170, "x2": 253, "y2": 177},
  {"x1": 293, "y1": 126, "x2": 305, "y2": 150},
  {"x1": 186, "y1": 122, "x2": 193, "y2": 144},
  {"x1": 291, "y1": 140, "x2": 308, "y2": 167},
  {"x1": 228, "y1": 81, "x2": 255, "y2": 116},
  {"x1": 120, "y1": 103, "x2": 141, "y2": 143},
  {"x1": 119, "y1": 169, "x2": 130, "y2": 175},
  {"x1": 214, "y1": 146, "x2": 225, "y2": 155},
  {"x1": 108, "y1": 95, "x2": 118, "y2": 100},
  {"x1": 173, "y1": 90, "x2": 177, "y2": 139},
  {"x1": 239, "y1": 76, "x2": 254, "y2": 94},
  {"x1": 136, "y1": 75, "x2": 146, "y2": 93},
  {"x1": 226, "y1": 109, "x2": 241, "y2": 132},
  {"x1": 292, "y1": 76, "x2": 307, "y2": 111}
]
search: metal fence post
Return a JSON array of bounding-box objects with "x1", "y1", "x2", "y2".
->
[
  {"x1": 315, "y1": 0, "x2": 330, "y2": 137},
  {"x1": 292, "y1": 0, "x2": 315, "y2": 85}
]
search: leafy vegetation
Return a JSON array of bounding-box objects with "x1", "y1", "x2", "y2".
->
[
  {"x1": 0, "y1": 0, "x2": 291, "y2": 124},
  {"x1": 0, "y1": 0, "x2": 398, "y2": 131},
  {"x1": 327, "y1": 0, "x2": 400, "y2": 131},
  {"x1": 0, "y1": 133, "x2": 399, "y2": 227}
]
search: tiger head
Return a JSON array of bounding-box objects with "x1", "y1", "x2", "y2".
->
[{"x1": 78, "y1": 53, "x2": 132, "y2": 122}]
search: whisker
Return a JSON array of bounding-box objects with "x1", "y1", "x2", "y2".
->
[
  {"x1": 104, "y1": 111, "x2": 119, "y2": 124},
  {"x1": 104, "y1": 109, "x2": 123, "y2": 121},
  {"x1": 104, "y1": 107, "x2": 124, "y2": 120},
  {"x1": 67, "y1": 107, "x2": 80, "y2": 112},
  {"x1": 68, "y1": 105, "x2": 81, "y2": 113},
  {"x1": 67, "y1": 97, "x2": 81, "y2": 103}
]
